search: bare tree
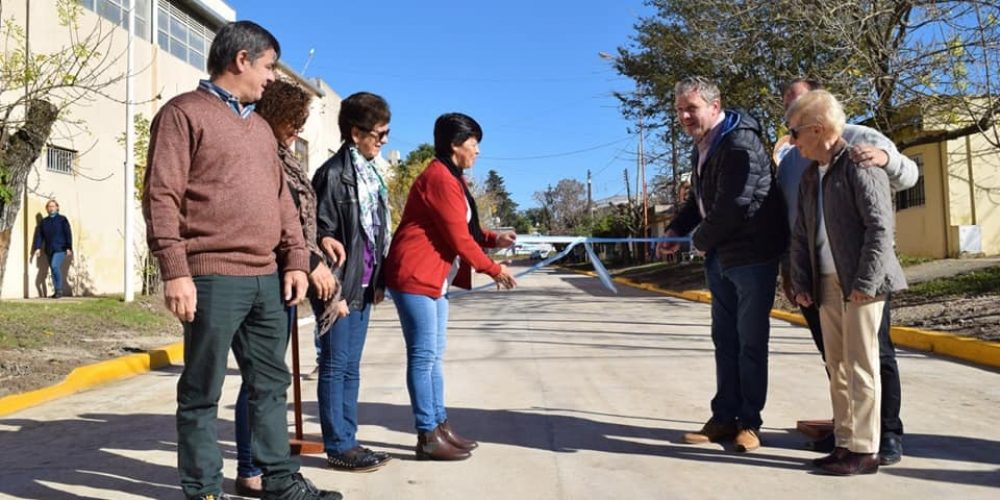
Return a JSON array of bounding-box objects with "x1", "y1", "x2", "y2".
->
[
  {"x1": 533, "y1": 178, "x2": 588, "y2": 235},
  {"x1": 615, "y1": 0, "x2": 1000, "y2": 152},
  {"x1": 0, "y1": 0, "x2": 128, "y2": 295}
]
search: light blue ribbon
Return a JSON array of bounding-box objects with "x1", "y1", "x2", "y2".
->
[{"x1": 449, "y1": 235, "x2": 692, "y2": 297}]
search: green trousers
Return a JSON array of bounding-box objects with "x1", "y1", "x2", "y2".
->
[{"x1": 177, "y1": 273, "x2": 297, "y2": 498}]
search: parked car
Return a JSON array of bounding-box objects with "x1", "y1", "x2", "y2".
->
[{"x1": 530, "y1": 249, "x2": 550, "y2": 261}]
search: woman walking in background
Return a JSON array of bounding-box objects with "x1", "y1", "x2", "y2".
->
[
  {"x1": 32, "y1": 199, "x2": 73, "y2": 298},
  {"x1": 384, "y1": 113, "x2": 518, "y2": 461}
]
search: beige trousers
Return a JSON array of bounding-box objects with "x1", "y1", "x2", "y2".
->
[{"x1": 818, "y1": 274, "x2": 884, "y2": 454}]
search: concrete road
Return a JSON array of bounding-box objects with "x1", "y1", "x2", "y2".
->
[{"x1": 1, "y1": 267, "x2": 997, "y2": 499}]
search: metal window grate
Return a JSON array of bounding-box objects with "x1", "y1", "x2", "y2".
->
[
  {"x1": 896, "y1": 155, "x2": 925, "y2": 210},
  {"x1": 47, "y1": 146, "x2": 75, "y2": 174}
]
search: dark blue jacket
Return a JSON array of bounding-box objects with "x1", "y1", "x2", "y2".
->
[
  {"x1": 32, "y1": 214, "x2": 73, "y2": 255},
  {"x1": 668, "y1": 109, "x2": 788, "y2": 269}
]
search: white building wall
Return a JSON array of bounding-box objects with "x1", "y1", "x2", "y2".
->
[{"x1": 2, "y1": 1, "x2": 342, "y2": 298}]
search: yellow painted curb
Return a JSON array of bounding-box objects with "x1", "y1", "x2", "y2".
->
[
  {"x1": 567, "y1": 267, "x2": 1000, "y2": 369},
  {"x1": 0, "y1": 341, "x2": 184, "y2": 417}
]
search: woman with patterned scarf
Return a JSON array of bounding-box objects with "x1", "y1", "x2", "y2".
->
[
  {"x1": 311, "y1": 91, "x2": 393, "y2": 472},
  {"x1": 231, "y1": 78, "x2": 342, "y2": 497}
]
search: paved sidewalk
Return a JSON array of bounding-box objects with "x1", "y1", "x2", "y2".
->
[{"x1": 0, "y1": 268, "x2": 997, "y2": 499}]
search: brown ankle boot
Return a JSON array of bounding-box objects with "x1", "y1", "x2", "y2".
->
[
  {"x1": 438, "y1": 420, "x2": 478, "y2": 451},
  {"x1": 415, "y1": 427, "x2": 471, "y2": 461}
]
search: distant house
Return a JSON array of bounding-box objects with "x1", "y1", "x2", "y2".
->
[{"x1": 893, "y1": 102, "x2": 1000, "y2": 257}]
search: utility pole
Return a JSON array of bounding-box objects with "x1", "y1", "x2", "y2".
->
[
  {"x1": 638, "y1": 115, "x2": 648, "y2": 239},
  {"x1": 22, "y1": 0, "x2": 31, "y2": 298},
  {"x1": 623, "y1": 168, "x2": 634, "y2": 262},
  {"x1": 586, "y1": 168, "x2": 592, "y2": 219},
  {"x1": 124, "y1": 0, "x2": 136, "y2": 302},
  {"x1": 624, "y1": 168, "x2": 632, "y2": 208}
]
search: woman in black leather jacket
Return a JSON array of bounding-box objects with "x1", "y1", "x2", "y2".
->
[{"x1": 310, "y1": 91, "x2": 392, "y2": 472}]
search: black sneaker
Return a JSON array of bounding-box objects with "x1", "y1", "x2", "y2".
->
[
  {"x1": 262, "y1": 473, "x2": 341, "y2": 500},
  {"x1": 360, "y1": 446, "x2": 391, "y2": 463},
  {"x1": 879, "y1": 433, "x2": 903, "y2": 466},
  {"x1": 327, "y1": 446, "x2": 389, "y2": 472}
]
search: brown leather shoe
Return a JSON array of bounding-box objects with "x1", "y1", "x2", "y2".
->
[
  {"x1": 438, "y1": 420, "x2": 478, "y2": 451},
  {"x1": 819, "y1": 452, "x2": 879, "y2": 476},
  {"x1": 812, "y1": 446, "x2": 849, "y2": 467},
  {"x1": 683, "y1": 420, "x2": 738, "y2": 444},
  {"x1": 734, "y1": 428, "x2": 761, "y2": 452},
  {"x1": 234, "y1": 474, "x2": 262, "y2": 498},
  {"x1": 415, "y1": 427, "x2": 471, "y2": 461}
]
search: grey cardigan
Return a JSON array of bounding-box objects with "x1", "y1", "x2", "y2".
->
[{"x1": 789, "y1": 142, "x2": 908, "y2": 301}]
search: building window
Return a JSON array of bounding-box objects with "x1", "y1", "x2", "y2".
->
[
  {"x1": 294, "y1": 138, "x2": 310, "y2": 168},
  {"x1": 156, "y1": 0, "x2": 213, "y2": 71},
  {"x1": 47, "y1": 146, "x2": 75, "y2": 174},
  {"x1": 78, "y1": 0, "x2": 151, "y2": 40},
  {"x1": 896, "y1": 154, "x2": 925, "y2": 210}
]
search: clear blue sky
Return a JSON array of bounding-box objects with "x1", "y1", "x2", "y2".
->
[{"x1": 230, "y1": 0, "x2": 651, "y2": 209}]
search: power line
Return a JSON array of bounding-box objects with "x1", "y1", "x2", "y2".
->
[{"x1": 480, "y1": 136, "x2": 633, "y2": 161}]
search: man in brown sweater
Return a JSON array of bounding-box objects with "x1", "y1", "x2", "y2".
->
[{"x1": 142, "y1": 21, "x2": 341, "y2": 500}]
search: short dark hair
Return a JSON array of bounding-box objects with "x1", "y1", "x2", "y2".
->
[
  {"x1": 256, "y1": 78, "x2": 312, "y2": 138},
  {"x1": 782, "y1": 77, "x2": 823, "y2": 93},
  {"x1": 434, "y1": 113, "x2": 483, "y2": 158},
  {"x1": 338, "y1": 92, "x2": 391, "y2": 142},
  {"x1": 207, "y1": 21, "x2": 281, "y2": 77}
]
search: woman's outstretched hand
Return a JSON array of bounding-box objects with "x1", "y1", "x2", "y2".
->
[{"x1": 493, "y1": 264, "x2": 517, "y2": 290}]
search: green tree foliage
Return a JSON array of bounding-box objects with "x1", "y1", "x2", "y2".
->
[
  {"x1": 386, "y1": 143, "x2": 434, "y2": 228},
  {"x1": 483, "y1": 170, "x2": 518, "y2": 227},
  {"x1": 116, "y1": 114, "x2": 151, "y2": 201},
  {"x1": 521, "y1": 207, "x2": 548, "y2": 234}
]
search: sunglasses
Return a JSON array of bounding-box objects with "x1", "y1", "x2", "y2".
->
[
  {"x1": 788, "y1": 122, "x2": 819, "y2": 140},
  {"x1": 361, "y1": 127, "x2": 390, "y2": 141}
]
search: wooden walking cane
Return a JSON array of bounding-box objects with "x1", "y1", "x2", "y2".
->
[{"x1": 287, "y1": 305, "x2": 324, "y2": 455}]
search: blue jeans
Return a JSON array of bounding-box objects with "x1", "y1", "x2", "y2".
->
[
  {"x1": 233, "y1": 308, "x2": 298, "y2": 479},
  {"x1": 390, "y1": 289, "x2": 449, "y2": 433},
  {"x1": 234, "y1": 383, "x2": 261, "y2": 478},
  {"x1": 704, "y1": 252, "x2": 778, "y2": 430},
  {"x1": 318, "y1": 303, "x2": 371, "y2": 455},
  {"x1": 49, "y1": 251, "x2": 66, "y2": 295}
]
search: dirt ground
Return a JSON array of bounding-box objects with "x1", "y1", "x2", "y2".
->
[
  {"x1": 614, "y1": 259, "x2": 1000, "y2": 342},
  {"x1": 0, "y1": 299, "x2": 318, "y2": 400},
  {"x1": 0, "y1": 298, "x2": 183, "y2": 399}
]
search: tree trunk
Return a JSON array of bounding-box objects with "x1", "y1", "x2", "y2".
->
[{"x1": 0, "y1": 99, "x2": 60, "y2": 298}]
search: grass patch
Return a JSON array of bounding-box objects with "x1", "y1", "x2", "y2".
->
[
  {"x1": 897, "y1": 253, "x2": 935, "y2": 268},
  {"x1": 904, "y1": 266, "x2": 1000, "y2": 299},
  {"x1": 0, "y1": 295, "x2": 177, "y2": 349}
]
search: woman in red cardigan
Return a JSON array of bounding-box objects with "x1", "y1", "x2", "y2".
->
[{"x1": 385, "y1": 113, "x2": 517, "y2": 461}]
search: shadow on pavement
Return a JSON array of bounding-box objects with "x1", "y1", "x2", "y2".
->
[
  {"x1": 342, "y1": 402, "x2": 811, "y2": 470},
  {"x1": 0, "y1": 412, "x2": 246, "y2": 499}
]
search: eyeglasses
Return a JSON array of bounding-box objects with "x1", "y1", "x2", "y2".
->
[
  {"x1": 788, "y1": 122, "x2": 819, "y2": 140},
  {"x1": 361, "y1": 127, "x2": 390, "y2": 141}
]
